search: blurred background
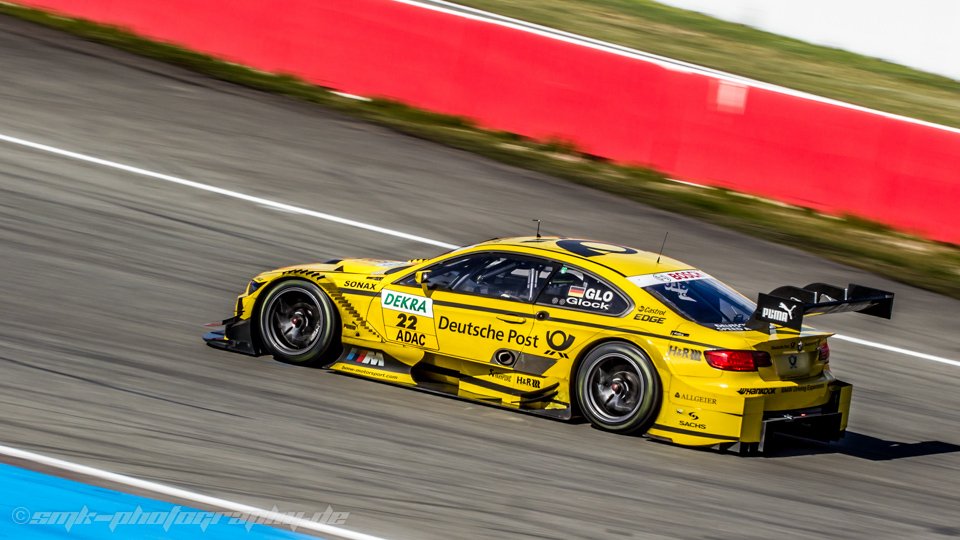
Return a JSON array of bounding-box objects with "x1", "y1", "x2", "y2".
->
[{"x1": 0, "y1": 1, "x2": 958, "y2": 539}]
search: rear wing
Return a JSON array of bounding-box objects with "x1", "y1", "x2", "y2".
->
[{"x1": 748, "y1": 283, "x2": 894, "y2": 330}]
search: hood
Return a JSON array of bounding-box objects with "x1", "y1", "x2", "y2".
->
[{"x1": 269, "y1": 258, "x2": 413, "y2": 277}]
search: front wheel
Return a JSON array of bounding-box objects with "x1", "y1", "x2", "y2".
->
[
  {"x1": 576, "y1": 342, "x2": 661, "y2": 433},
  {"x1": 257, "y1": 279, "x2": 339, "y2": 366}
]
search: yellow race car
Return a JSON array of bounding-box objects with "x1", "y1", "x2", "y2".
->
[{"x1": 204, "y1": 237, "x2": 893, "y2": 454}]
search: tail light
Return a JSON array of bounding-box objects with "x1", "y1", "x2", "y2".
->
[
  {"x1": 705, "y1": 350, "x2": 772, "y2": 372},
  {"x1": 818, "y1": 341, "x2": 830, "y2": 364}
]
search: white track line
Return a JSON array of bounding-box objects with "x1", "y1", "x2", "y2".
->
[
  {"x1": 0, "y1": 133, "x2": 458, "y2": 250},
  {"x1": 330, "y1": 91, "x2": 372, "y2": 102},
  {"x1": 0, "y1": 131, "x2": 956, "y2": 370},
  {"x1": 832, "y1": 335, "x2": 960, "y2": 368},
  {"x1": 0, "y1": 444, "x2": 387, "y2": 540},
  {"x1": 397, "y1": 0, "x2": 960, "y2": 136}
]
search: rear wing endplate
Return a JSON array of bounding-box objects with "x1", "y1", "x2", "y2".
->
[{"x1": 748, "y1": 283, "x2": 894, "y2": 330}]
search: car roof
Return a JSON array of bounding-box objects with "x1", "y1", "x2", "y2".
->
[{"x1": 473, "y1": 236, "x2": 694, "y2": 277}]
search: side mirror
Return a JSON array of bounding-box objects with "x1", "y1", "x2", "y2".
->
[{"x1": 415, "y1": 270, "x2": 433, "y2": 294}]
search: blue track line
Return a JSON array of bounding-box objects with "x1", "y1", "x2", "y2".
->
[{"x1": 0, "y1": 463, "x2": 322, "y2": 539}]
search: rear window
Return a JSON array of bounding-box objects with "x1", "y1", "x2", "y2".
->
[
  {"x1": 629, "y1": 271, "x2": 755, "y2": 330},
  {"x1": 536, "y1": 265, "x2": 631, "y2": 316}
]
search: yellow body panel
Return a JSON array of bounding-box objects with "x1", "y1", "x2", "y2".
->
[{"x1": 223, "y1": 237, "x2": 853, "y2": 448}]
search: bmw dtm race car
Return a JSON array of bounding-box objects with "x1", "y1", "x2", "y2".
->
[{"x1": 204, "y1": 237, "x2": 894, "y2": 454}]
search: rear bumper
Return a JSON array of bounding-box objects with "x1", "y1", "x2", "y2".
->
[
  {"x1": 650, "y1": 378, "x2": 852, "y2": 452},
  {"x1": 202, "y1": 317, "x2": 260, "y2": 356},
  {"x1": 754, "y1": 381, "x2": 852, "y2": 451}
]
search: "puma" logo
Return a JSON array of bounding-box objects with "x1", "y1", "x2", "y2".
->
[{"x1": 778, "y1": 302, "x2": 797, "y2": 318}]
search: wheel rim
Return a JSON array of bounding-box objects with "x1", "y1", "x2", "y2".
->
[
  {"x1": 585, "y1": 353, "x2": 645, "y2": 423},
  {"x1": 262, "y1": 287, "x2": 324, "y2": 355}
]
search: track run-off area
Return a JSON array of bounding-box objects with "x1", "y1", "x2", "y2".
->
[{"x1": 0, "y1": 15, "x2": 958, "y2": 540}]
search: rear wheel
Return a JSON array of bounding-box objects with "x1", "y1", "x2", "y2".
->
[
  {"x1": 576, "y1": 342, "x2": 661, "y2": 434},
  {"x1": 257, "y1": 279, "x2": 339, "y2": 366}
]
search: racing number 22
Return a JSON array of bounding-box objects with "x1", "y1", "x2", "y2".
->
[{"x1": 396, "y1": 313, "x2": 418, "y2": 330}]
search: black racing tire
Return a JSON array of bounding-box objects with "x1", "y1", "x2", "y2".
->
[
  {"x1": 575, "y1": 342, "x2": 662, "y2": 434},
  {"x1": 257, "y1": 279, "x2": 339, "y2": 366}
]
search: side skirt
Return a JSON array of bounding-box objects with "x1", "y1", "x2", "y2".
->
[{"x1": 327, "y1": 346, "x2": 572, "y2": 420}]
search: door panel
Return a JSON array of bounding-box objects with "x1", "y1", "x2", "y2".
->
[
  {"x1": 432, "y1": 291, "x2": 536, "y2": 363},
  {"x1": 525, "y1": 309, "x2": 603, "y2": 365},
  {"x1": 525, "y1": 263, "x2": 630, "y2": 366},
  {"x1": 433, "y1": 254, "x2": 555, "y2": 363}
]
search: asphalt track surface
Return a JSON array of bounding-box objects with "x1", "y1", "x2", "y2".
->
[{"x1": 1, "y1": 15, "x2": 959, "y2": 540}]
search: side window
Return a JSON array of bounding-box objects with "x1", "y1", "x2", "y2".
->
[
  {"x1": 452, "y1": 256, "x2": 554, "y2": 302},
  {"x1": 396, "y1": 255, "x2": 489, "y2": 288},
  {"x1": 536, "y1": 266, "x2": 630, "y2": 316}
]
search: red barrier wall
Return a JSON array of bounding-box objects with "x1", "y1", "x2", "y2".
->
[{"x1": 14, "y1": 0, "x2": 960, "y2": 244}]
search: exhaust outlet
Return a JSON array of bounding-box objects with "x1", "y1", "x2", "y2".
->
[{"x1": 494, "y1": 349, "x2": 516, "y2": 366}]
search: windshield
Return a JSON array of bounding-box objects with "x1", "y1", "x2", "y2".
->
[{"x1": 630, "y1": 271, "x2": 755, "y2": 330}]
